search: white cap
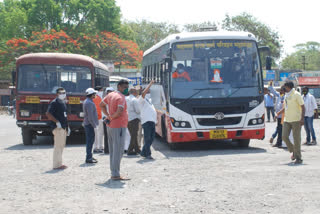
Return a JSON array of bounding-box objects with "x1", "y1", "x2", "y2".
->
[
  {"x1": 105, "y1": 87, "x2": 115, "y2": 92},
  {"x1": 85, "y1": 88, "x2": 98, "y2": 95}
]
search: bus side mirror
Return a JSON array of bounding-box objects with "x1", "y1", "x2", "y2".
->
[
  {"x1": 164, "y1": 57, "x2": 172, "y2": 72},
  {"x1": 11, "y1": 70, "x2": 16, "y2": 85},
  {"x1": 266, "y1": 56, "x2": 272, "y2": 70}
]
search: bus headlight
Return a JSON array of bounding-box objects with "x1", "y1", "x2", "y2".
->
[
  {"x1": 171, "y1": 117, "x2": 191, "y2": 128},
  {"x1": 248, "y1": 116, "x2": 264, "y2": 126},
  {"x1": 20, "y1": 110, "x2": 30, "y2": 117}
]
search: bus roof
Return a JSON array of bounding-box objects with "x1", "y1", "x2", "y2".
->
[
  {"x1": 143, "y1": 31, "x2": 257, "y2": 56},
  {"x1": 16, "y1": 52, "x2": 109, "y2": 71}
]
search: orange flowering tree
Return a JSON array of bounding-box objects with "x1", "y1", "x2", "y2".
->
[{"x1": 0, "y1": 29, "x2": 143, "y2": 80}]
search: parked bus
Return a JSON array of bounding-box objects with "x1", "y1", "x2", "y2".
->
[
  {"x1": 142, "y1": 31, "x2": 268, "y2": 148},
  {"x1": 14, "y1": 53, "x2": 110, "y2": 145}
]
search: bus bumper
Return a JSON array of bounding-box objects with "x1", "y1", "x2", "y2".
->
[
  {"x1": 168, "y1": 128, "x2": 265, "y2": 143},
  {"x1": 16, "y1": 120, "x2": 84, "y2": 132}
]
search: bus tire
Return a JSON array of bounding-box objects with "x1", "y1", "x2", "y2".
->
[
  {"x1": 237, "y1": 139, "x2": 250, "y2": 148},
  {"x1": 22, "y1": 128, "x2": 33, "y2": 145}
]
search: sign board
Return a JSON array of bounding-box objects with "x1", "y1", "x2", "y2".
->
[
  {"x1": 265, "y1": 70, "x2": 275, "y2": 81},
  {"x1": 298, "y1": 77, "x2": 320, "y2": 86},
  {"x1": 26, "y1": 96, "x2": 40, "y2": 104},
  {"x1": 279, "y1": 72, "x2": 290, "y2": 81}
]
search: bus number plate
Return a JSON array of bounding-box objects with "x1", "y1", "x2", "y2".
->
[
  {"x1": 68, "y1": 97, "x2": 80, "y2": 104},
  {"x1": 209, "y1": 130, "x2": 227, "y2": 139},
  {"x1": 26, "y1": 96, "x2": 40, "y2": 104}
]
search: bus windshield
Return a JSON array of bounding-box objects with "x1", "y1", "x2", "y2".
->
[
  {"x1": 309, "y1": 88, "x2": 320, "y2": 99},
  {"x1": 171, "y1": 40, "x2": 262, "y2": 99},
  {"x1": 17, "y1": 65, "x2": 92, "y2": 94}
]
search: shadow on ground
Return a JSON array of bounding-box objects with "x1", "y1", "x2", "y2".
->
[
  {"x1": 6, "y1": 135, "x2": 85, "y2": 150},
  {"x1": 152, "y1": 136, "x2": 266, "y2": 158}
]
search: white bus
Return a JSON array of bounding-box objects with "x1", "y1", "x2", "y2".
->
[{"x1": 142, "y1": 31, "x2": 269, "y2": 148}]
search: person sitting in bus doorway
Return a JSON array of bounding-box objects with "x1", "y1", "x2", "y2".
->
[
  {"x1": 102, "y1": 87, "x2": 115, "y2": 154},
  {"x1": 302, "y1": 86, "x2": 318, "y2": 145},
  {"x1": 139, "y1": 80, "x2": 157, "y2": 160},
  {"x1": 264, "y1": 89, "x2": 275, "y2": 122},
  {"x1": 100, "y1": 80, "x2": 130, "y2": 181},
  {"x1": 46, "y1": 87, "x2": 68, "y2": 170},
  {"x1": 83, "y1": 88, "x2": 99, "y2": 164},
  {"x1": 92, "y1": 86, "x2": 104, "y2": 153},
  {"x1": 126, "y1": 87, "x2": 141, "y2": 155},
  {"x1": 172, "y1": 63, "x2": 191, "y2": 82}
]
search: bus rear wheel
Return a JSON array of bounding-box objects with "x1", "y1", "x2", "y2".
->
[
  {"x1": 22, "y1": 128, "x2": 33, "y2": 145},
  {"x1": 237, "y1": 139, "x2": 250, "y2": 148}
]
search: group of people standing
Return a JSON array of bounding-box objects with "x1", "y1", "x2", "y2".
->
[
  {"x1": 266, "y1": 80, "x2": 318, "y2": 164},
  {"x1": 46, "y1": 79, "x2": 157, "y2": 180}
]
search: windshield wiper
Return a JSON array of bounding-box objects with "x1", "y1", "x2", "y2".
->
[
  {"x1": 180, "y1": 88, "x2": 223, "y2": 104},
  {"x1": 226, "y1": 86, "x2": 257, "y2": 98}
]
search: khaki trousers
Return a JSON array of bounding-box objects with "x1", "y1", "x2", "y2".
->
[
  {"x1": 52, "y1": 128, "x2": 67, "y2": 168},
  {"x1": 282, "y1": 121, "x2": 302, "y2": 160}
]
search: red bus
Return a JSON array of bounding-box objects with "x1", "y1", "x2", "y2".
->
[{"x1": 14, "y1": 53, "x2": 110, "y2": 145}]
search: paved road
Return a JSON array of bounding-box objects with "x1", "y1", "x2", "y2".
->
[{"x1": 0, "y1": 114, "x2": 319, "y2": 214}]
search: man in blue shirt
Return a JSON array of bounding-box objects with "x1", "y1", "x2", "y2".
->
[{"x1": 264, "y1": 89, "x2": 275, "y2": 122}]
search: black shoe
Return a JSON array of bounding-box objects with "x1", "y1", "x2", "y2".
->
[
  {"x1": 127, "y1": 152, "x2": 137, "y2": 155},
  {"x1": 294, "y1": 159, "x2": 303, "y2": 164},
  {"x1": 86, "y1": 159, "x2": 98, "y2": 164}
]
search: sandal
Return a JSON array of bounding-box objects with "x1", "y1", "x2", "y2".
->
[
  {"x1": 111, "y1": 176, "x2": 130, "y2": 181},
  {"x1": 53, "y1": 165, "x2": 67, "y2": 170}
]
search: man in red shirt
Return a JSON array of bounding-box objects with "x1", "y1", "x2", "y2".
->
[
  {"x1": 172, "y1": 63, "x2": 191, "y2": 82},
  {"x1": 100, "y1": 79, "x2": 129, "y2": 180}
]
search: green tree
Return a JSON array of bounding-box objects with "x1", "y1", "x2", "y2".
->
[
  {"x1": 0, "y1": 0, "x2": 28, "y2": 40},
  {"x1": 183, "y1": 21, "x2": 218, "y2": 32},
  {"x1": 122, "y1": 20, "x2": 180, "y2": 51},
  {"x1": 222, "y1": 13, "x2": 282, "y2": 61},
  {"x1": 281, "y1": 41, "x2": 320, "y2": 70}
]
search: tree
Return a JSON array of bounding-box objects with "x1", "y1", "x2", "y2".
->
[
  {"x1": 281, "y1": 42, "x2": 320, "y2": 70},
  {"x1": 222, "y1": 13, "x2": 282, "y2": 61},
  {"x1": 0, "y1": 30, "x2": 142, "y2": 80},
  {"x1": 183, "y1": 21, "x2": 218, "y2": 32},
  {"x1": 122, "y1": 20, "x2": 180, "y2": 51}
]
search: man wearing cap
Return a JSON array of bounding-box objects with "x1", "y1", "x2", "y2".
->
[
  {"x1": 93, "y1": 86, "x2": 104, "y2": 153},
  {"x1": 46, "y1": 87, "x2": 68, "y2": 170},
  {"x1": 102, "y1": 87, "x2": 115, "y2": 153},
  {"x1": 83, "y1": 88, "x2": 99, "y2": 164},
  {"x1": 100, "y1": 80, "x2": 129, "y2": 180}
]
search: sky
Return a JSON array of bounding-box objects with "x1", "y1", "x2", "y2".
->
[{"x1": 117, "y1": 0, "x2": 320, "y2": 57}]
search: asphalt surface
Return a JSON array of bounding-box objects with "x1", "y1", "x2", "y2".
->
[{"x1": 0, "y1": 114, "x2": 319, "y2": 214}]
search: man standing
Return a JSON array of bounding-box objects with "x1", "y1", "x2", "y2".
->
[
  {"x1": 302, "y1": 87, "x2": 318, "y2": 145},
  {"x1": 139, "y1": 80, "x2": 157, "y2": 159},
  {"x1": 276, "y1": 81, "x2": 305, "y2": 164},
  {"x1": 46, "y1": 87, "x2": 68, "y2": 170},
  {"x1": 126, "y1": 88, "x2": 141, "y2": 155},
  {"x1": 93, "y1": 86, "x2": 104, "y2": 153},
  {"x1": 83, "y1": 88, "x2": 99, "y2": 164},
  {"x1": 100, "y1": 80, "x2": 129, "y2": 180},
  {"x1": 264, "y1": 89, "x2": 275, "y2": 122},
  {"x1": 268, "y1": 84, "x2": 286, "y2": 147}
]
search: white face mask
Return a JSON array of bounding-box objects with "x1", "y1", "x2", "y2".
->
[
  {"x1": 97, "y1": 92, "x2": 103, "y2": 98},
  {"x1": 58, "y1": 94, "x2": 66, "y2": 100},
  {"x1": 178, "y1": 69, "x2": 184, "y2": 73}
]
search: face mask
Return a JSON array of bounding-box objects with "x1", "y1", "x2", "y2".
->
[
  {"x1": 302, "y1": 91, "x2": 307, "y2": 95},
  {"x1": 178, "y1": 69, "x2": 184, "y2": 73},
  {"x1": 58, "y1": 94, "x2": 66, "y2": 100},
  {"x1": 122, "y1": 88, "x2": 129, "y2": 95},
  {"x1": 97, "y1": 92, "x2": 103, "y2": 98}
]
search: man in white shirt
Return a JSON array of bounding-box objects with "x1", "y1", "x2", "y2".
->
[
  {"x1": 139, "y1": 80, "x2": 157, "y2": 159},
  {"x1": 126, "y1": 88, "x2": 141, "y2": 155},
  {"x1": 302, "y1": 87, "x2": 318, "y2": 145}
]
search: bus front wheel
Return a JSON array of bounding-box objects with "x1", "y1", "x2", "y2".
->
[
  {"x1": 237, "y1": 139, "x2": 250, "y2": 148},
  {"x1": 22, "y1": 128, "x2": 33, "y2": 145}
]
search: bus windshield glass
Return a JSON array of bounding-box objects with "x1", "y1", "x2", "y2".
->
[
  {"x1": 171, "y1": 40, "x2": 262, "y2": 99},
  {"x1": 17, "y1": 65, "x2": 92, "y2": 94},
  {"x1": 309, "y1": 88, "x2": 320, "y2": 99}
]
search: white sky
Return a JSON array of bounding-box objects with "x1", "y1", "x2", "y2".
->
[{"x1": 117, "y1": 0, "x2": 320, "y2": 57}]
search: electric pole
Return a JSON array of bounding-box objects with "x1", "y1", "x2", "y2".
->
[{"x1": 301, "y1": 55, "x2": 307, "y2": 70}]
